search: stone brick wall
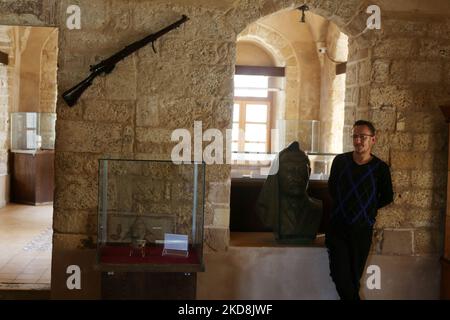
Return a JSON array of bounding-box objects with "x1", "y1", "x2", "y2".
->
[
  {"x1": 39, "y1": 28, "x2": 57, "y2": 112},
  {"x1": 366, "y1": 13, "x2": 450, "y2": 256},
  {"x1": 0, "y1": 27, "x2": 11, "y2": 207}
]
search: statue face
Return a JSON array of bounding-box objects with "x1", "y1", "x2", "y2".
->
[{"x1": 278, "y1": 157, "x2": 309, "y2": 196}]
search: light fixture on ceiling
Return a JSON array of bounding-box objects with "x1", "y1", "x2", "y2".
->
[{"x1": 297, "y1": 4, "x2": 309, "y2": 23}]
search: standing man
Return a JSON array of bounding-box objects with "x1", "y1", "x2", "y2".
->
[{"x1": 326, "y1": 120, "x2": 393, "y2": 300}]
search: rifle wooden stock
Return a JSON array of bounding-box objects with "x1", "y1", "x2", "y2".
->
[{"x1": 62, "y1": 15, "x2": 189, "y2": 107}]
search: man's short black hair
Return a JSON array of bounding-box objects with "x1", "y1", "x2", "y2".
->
[{"x1": 353, "y1": 120, "x2": 376, "y2": 136}]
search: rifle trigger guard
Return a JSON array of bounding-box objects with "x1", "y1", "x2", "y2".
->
[{"x1": 152, "y1": 42, "x2": 156, "y2": 53}]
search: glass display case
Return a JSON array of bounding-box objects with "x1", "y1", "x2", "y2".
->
[
  {"x1": 307, "y1": 153, "x2": 338, "y2": 181},
  {"x1": 97, "y1": 159, "x2": 205, "y2": 272},
  {"x1": 10, "y1": 112, "x2": 56, "y2": 151},
  {"x1": 276, "y1": 120, "x2": 320, "y2": 153}
]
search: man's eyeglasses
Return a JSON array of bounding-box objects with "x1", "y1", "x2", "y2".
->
[{"x1": 351, "y1": 134, "x2": 374, "y2": 141}]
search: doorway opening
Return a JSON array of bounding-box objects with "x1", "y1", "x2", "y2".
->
[
  {"x1": 0, "y1": 25, "x2": 58, "y2": 289},
  {"x1": 229, "y1": 8, "x2": 348, "y2": 245}
]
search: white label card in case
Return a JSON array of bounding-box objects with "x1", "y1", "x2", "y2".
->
[{"x1": 164, "y1": 233, "x2": 188, "y2": 251}]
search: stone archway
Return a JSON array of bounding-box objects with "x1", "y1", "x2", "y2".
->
[{"x1": 238, "y1": 21, "x2": 301, "y2": 146}]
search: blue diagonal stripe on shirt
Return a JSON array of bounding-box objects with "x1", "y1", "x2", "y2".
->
[{"x1": 333, "y1": 156, "x2": 380, "y2": 225}]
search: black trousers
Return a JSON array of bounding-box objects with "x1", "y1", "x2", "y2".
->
[{"x1": 325, "y1": 221, "x2": 373, "y2": 300}]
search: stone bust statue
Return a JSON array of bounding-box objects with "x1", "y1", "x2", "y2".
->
[{"x1": 257, "y1": 141, "x2": 322, "y2": 243}]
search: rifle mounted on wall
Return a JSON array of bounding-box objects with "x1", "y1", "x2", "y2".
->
[{"x1": 62, "y1": 15, "x2": 189, "y2": 107}]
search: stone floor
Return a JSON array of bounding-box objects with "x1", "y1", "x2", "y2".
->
[{"x1": 0, "y1": 204, "x2": 52, "y2": 286}]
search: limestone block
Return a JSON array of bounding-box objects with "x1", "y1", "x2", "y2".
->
[
  {"x1": 358, "y1": 86, "x2": 370, "y2": 109},
  {"x1": 197, "y1": 41, "x2": 235, "y2": 65},
  {"x1": 133, "y1": 178, "x2": 165, "y2": 203},
  {"x1": 381, "y1": 19, "x2": 428, "y2": 37},
  {"x1": 64, "y1": 30, "x2": 126, "y2": 53},
  {"x1": 191, "y1": 9, "x2": 235, "y2": 41},
  {"x1": 157, "y1": 98, "x2": 197, "y2": 129},
  {"x1": 369, "y1": 85, "x2": 413, "y2": 111},
  {"x1": 184, "y1": 64, "x2": 234, "y2": 98},
  {"x1": 381, "y1": 230, "x2": 413, "y2": 255},
  {"x1": 423, "y1": 110, "x2": 447, "y2": 133},
  {"x1": 136, "y1": 128, "x2": 172, "y2": 144},
  {"x1": 58, "y1": 0, "x2": 107, "y2": 30},
  {"x1": 213, "y1": 99, "x2": 233, "y2": 130},
  {"x1": 0, "y1": 0, "x2": 43, "y2": 16},
  {"x1": 371, "y1": 59, "x2": 390, "y2": 83},
  {"x1": 135, "y1": 141, "x2": 175, "y2": 156},
  {"x1": 391, "y1": 170, "x2": 410, "y2": 189},
  {"x1": 419, "y1": 39, "x2": 450, "y2": 59},
  {"x1": 53, "y1": 210, "x2": 97, "y2": 234},
  {"x1": 370, "y1": 108, "x2": 396, "y2": 132},
  {"x1": 206, "y1": 164, "x2": 231, "y2": 183},
  {"x1": 122, "y1": 125, "x2": 134, "y2": 154},
  {"x1": 160, "y1": 38, "x2": 234, "y2": 65},
  {"x1": 104, "y1": 58, "x2": 137, "y2": 100},
  {"x1": 396, "y1": 111, "x2": 424, "y2": 133},
  {"x1": 207, "y1": 182, "x2": 230, "y2": 204},
  {"x1": 371, "y1": 228, "x2": 383, "y2": 254},
  {"x1": 445, "y1": 63, "x2": 450, "y2": 85},
  {"x1": 213, "y1": 206, "x2": 230, "y2": 228},
  {"x1": 357, "y1": 59, "x2": 371, "y2": 83},
  {"x1": 56, "y1": 120, "x2": 124, "y2": 153},
  {"x1": 136, "y1": 96, "x2": 159, "y2": 127},
  {"x1": 407, "y1": 61, "x2": 442, "y2": 84},
  {"x1": 412, "y1": 134, "x2": 430, "y2": 152},
  {"x1": 136, "y1": 62, "x2": 186, "y2": 99},
  {"x1": 54, "y1": 174, "x2": 98, "y2": 210},
  {"x1": 171, "y1": 181, "x2": 195, "y2": 202},
  {"x1": 83, "y1": 100, "x2": 134, "y2": 124},
  {"x1": 55, "y1": 152, "x2": 98, "y2": 176},
  {"x1": 334, "y1": 0, "x2": 361, "y2": 24},
  {"x1": 107, "y1": 0, "x2": 133, "y2": 31},
  {"x1": 345, "y1": 64, "x2": 357, "y2": 85},
  {"x1": 345, "y1": 87, "x2": 358, "y2": 105},
  {"x1": 355, "y1": 109, "x2": 369, "y2": 122},
  {"x1": 431, "y1": 187, "x2": 447, "y2": 210},
  {"x1": 422, "y1": 152, "x2": 447, "y2": 172},
  {"x1": 390, "y1": 132, "x2": 412, "y2": 151},
  {"x1": 391, "y1": 151, "x2": 423, "y2": 170},
  {"x1": 374, "y1": 206, "x2": 406, "y2": 229},
  {"x1": 204, "y1": 202, "x2": 214, "y2": 226},
  {"x1": 406, "y1": 208, "x2": 442, "y2": 228},
  {"x1": 395, "y1": 189, "x2": 434, "y2": 209},
  {"x1": 312, "y1": 0, "x2": 339, "y2": 19},
  {"x1": 52, "y1": 232, "x2": 97, "y2": 251},
  {"x1": 428, "y1": 20, "x2": 450, "y2": 40},
  {"x1": 414, "y1": 228, "x2": 441, "y2": 254},
  {"x1": 132, "y1": 2, "x2": 184, "y2": 34},
  {"x1": 373, "y1": 38, "x2": 415, "y2": 59},
  {"x1": 204, "y1": 226, "x2": 229, "y2": 252},
  {"x1": 104, "y1": 176, "x2": 131, "y2": 212}
]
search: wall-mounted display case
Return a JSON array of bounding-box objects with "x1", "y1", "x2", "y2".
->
[
  {"x1": 97, "y1": 159, "x2": 205, "y2": 272},
  {"x1": 10, "y1": 112, "x2": 56, "y2": 151}
]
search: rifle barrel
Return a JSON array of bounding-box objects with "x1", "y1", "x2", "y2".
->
[{"x1": 93, "y1": 15, "x2": 189, "y2": 71}]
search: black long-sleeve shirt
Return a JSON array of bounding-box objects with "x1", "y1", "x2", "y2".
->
[{"x1": 328, "y1": 152, "x2": 394, "y2": 227}]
